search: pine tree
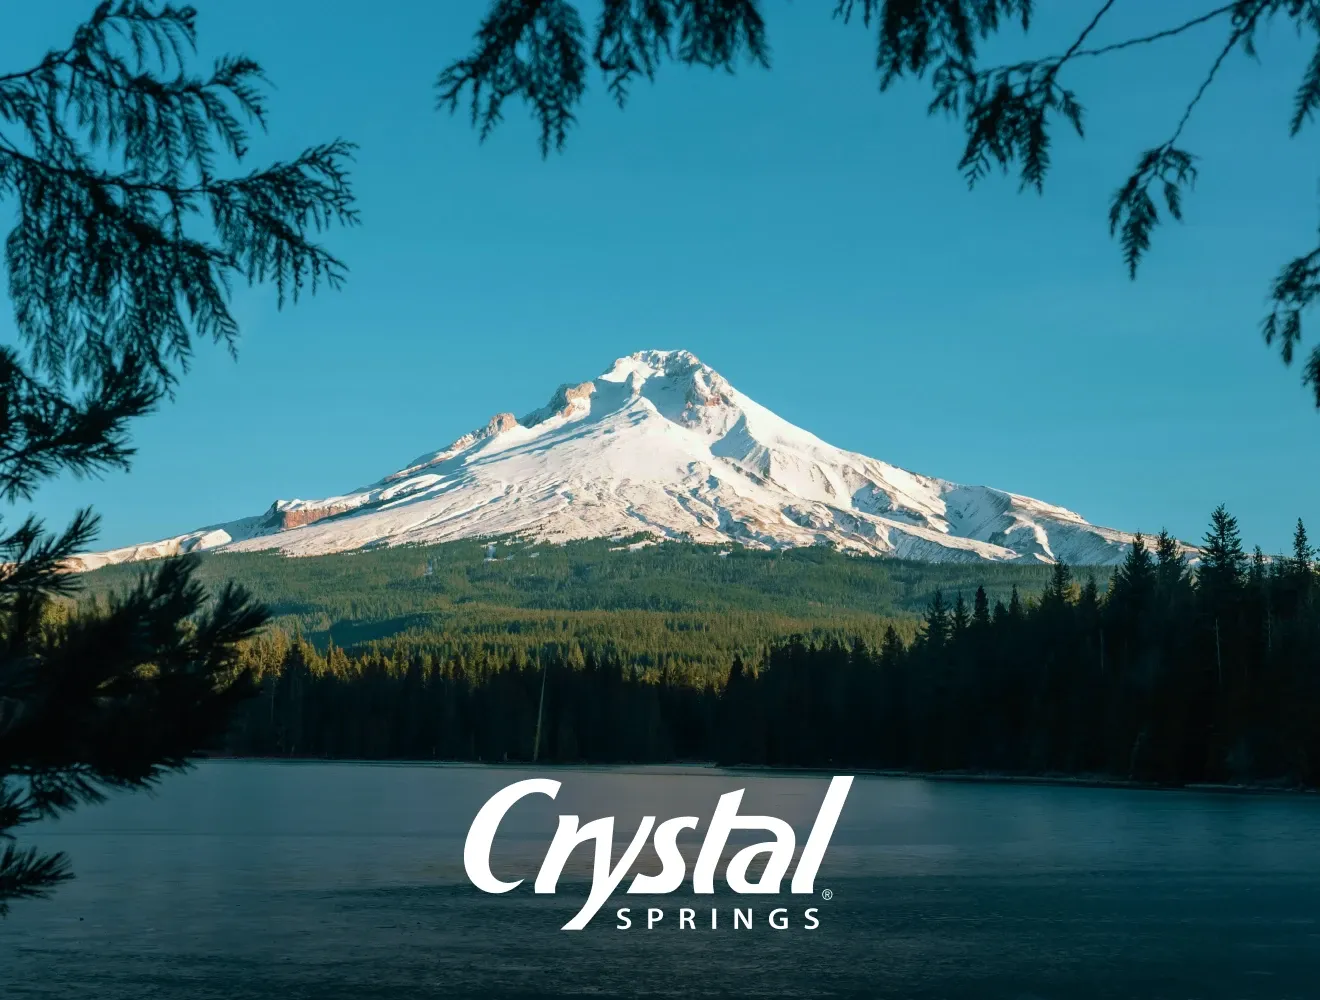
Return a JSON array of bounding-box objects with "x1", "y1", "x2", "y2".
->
[
  {"x1": 727, "y1": 654, "x2": 746, "y2": 690},
  {"x1": 1248, "y1": 545, "x2": 1274, "y2": 660},
  {"x1": 952, "y1": 593, "x2": 970, "y2": 636},
  {"x1": 1249, "y1": 546, "x2": 1268, "y2": 588},
  {"x1": 972, "y1": 586, "x2": 991, "y2": 628},
  {"x1": 880, "y1": 625, "x2": 904, "y2": 665},
  {"x1": 1291, "y1": 518, "x2": 1313, "y2": 579},
  {"x1": 1106, "y1": 534, "x2": 1155, "y2": 668},
  {"x1": 1007, "y1": 586, "x2": 1023, "y2": 622},
  {"x1": 1199, "y1": 505, "x2": 1247, "y2": 604},
  {"x1": 1112, "y1": 533, "x2": 1155, "y2": 607},
  {"x1": 1196, "y1": 506, "x2": 1248, "y2": 690},
  {"x1": 1155, "y1": 529, "x2": 1191, "y2": 596},
  {"x1": 1079, "y1": 575, "x2": 1100, "y2": 614},
  {"x1": 1041, "y1": 560, "x2": 1073, "y2": 609},
  {"x1": 922, "y1": 589, "x2": 951, "y2": 650},
  {"x1": 0, "y1": 4, "x2": 355, "y2": 917}
]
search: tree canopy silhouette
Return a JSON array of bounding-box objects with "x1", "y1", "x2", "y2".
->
[
  {"x1": 0, "y1": 1, "x2": 356, "y2": 916},
  {"x1": 440, "y1": 1, "x2": 1320, "y2": 407},
  {"x1": 199, "y1": 508, "x2": 1320, "y2": 789}
]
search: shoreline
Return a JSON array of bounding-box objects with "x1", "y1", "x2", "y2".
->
[{"x1": 197, "y1": 754, "x2": 1317, "y2": 796}]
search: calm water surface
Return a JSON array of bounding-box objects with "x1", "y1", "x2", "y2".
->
[{"x1": 3, "y1": 761, "x2": 1320, "y2": 999}]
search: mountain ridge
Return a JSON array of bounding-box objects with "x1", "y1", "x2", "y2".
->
[{"x1": 70, "y1": 349, "x2": 1181, "y2": 571}]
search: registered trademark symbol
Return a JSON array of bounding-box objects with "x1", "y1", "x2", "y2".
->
[{"x1": 821, "y1": 888, "x2": 834, "y2": 900}]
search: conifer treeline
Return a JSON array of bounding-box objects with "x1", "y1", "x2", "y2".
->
[{"x1": 220, "y1": 508, "x2": 1320, "y2": 787}]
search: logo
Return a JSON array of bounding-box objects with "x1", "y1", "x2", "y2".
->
[{"x1": 463, "y1": 775, "x2": 853, "y2": 930}]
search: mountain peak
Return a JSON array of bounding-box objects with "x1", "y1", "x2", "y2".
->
[
  {"x1": 628, "y1": 348, "x2": 705, "y2": 369},
  {"x1": 605, "y1": 349, "x2": 709, "y2": 383},
  {"x1": 70, "y1": 349, "x2": 1186, "y2": 572}
]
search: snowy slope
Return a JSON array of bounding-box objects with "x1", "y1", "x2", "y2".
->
[{"x1": 70, "y1": 350, "x2": 1175, "y2": 571}]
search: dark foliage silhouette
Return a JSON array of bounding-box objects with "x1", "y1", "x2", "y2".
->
[
  {"x1": 0, "y1": 2, "x2": 356, "y2": 916},
  {"x1": 225, "y1": 509, "x2": 1320, "y2": 788},
  {"x1": 442, "y1": 1, "x2": 1320, "y2": 407}
]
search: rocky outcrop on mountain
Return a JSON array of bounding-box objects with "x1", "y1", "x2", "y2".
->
[{"x1": 262, "y1": 503, "x2": 356, "y2": 531}]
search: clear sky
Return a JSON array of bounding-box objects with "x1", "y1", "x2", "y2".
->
[{"x1": 5, "y1": 1, "x2": 1319, "y2": 555}]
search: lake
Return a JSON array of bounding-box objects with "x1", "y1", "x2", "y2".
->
[{"x1": 3, "y1": 761, "x2": 1320, "y2": 998}]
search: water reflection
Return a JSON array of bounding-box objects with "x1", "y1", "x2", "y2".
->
[{"x1": 4, "y1": 761, "x2": 1320, "y2": 998}]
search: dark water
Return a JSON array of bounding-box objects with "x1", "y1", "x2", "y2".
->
[{"x1": 4, "y1": 761, "x2": 1320, "y2": 999}]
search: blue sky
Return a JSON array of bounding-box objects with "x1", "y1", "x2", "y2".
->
[{"x1": 5, "y1": 2, "x2": 1319, "y2": 554}]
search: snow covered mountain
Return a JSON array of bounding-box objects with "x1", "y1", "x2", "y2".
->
[{"x1": 71, "y1": 350, "x2": 1168, "y2": 571}]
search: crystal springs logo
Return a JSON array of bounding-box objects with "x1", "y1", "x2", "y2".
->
[{"x1": 463, "y1": 775, "x2": 853, "y2": 930}]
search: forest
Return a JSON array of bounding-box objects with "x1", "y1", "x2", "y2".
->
[
  {"x1": 116, "y1": 508, "x2": 1320, "y2": 788},
  {"x1": 79, "y1": 536, "x2": 1064, "y2": 680}
]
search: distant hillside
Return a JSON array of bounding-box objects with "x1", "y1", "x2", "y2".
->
[{"x1": 75, "y1": 537, "x2": 1110, "y2": 677}]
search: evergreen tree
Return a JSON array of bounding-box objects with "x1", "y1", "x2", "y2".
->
[
  {"x1": 1155, "y1": 529, "x2": 1191, "y2": 595},
  {"x1": 1249, "y1": 546, "x2": 1268, "y2": 588},
  {"x1": 1112, "y1": 533, "x2": 1155, "y2": 608},
  {"x1": 972, "y1": 585, "x2": 991, "y2": 628},
  {"x1": 880, "y1": 625, "x2": 904, "y2": 663},
  {"x1": 1291, "y1": 518, "x2": 1313, "y2": 580},
  {"x1": 1041, "y1": 560, "x2": 1073, "y2": 609},
  {"x1": 728, "y1": 654, "x2": 746, "y2": 686},
  {"x1": 952, "y1": 593, "x2": 970, "y2": 635},
  {"x1": 0, "y1": 4, "x2": 355, "y2": 917},
  {"x1": 1107, "y1": 534, "x2": 1155, "y2": 667},
  {"x1": 1079, "y1": 576, "x2": 1100, "y2": 616},
  {"x1": 922, "y1": 589, "x2": 951, "y2": 650},
  {"x1": 1199, "y1": 505, "x2": 1247, "y2": 603}
]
